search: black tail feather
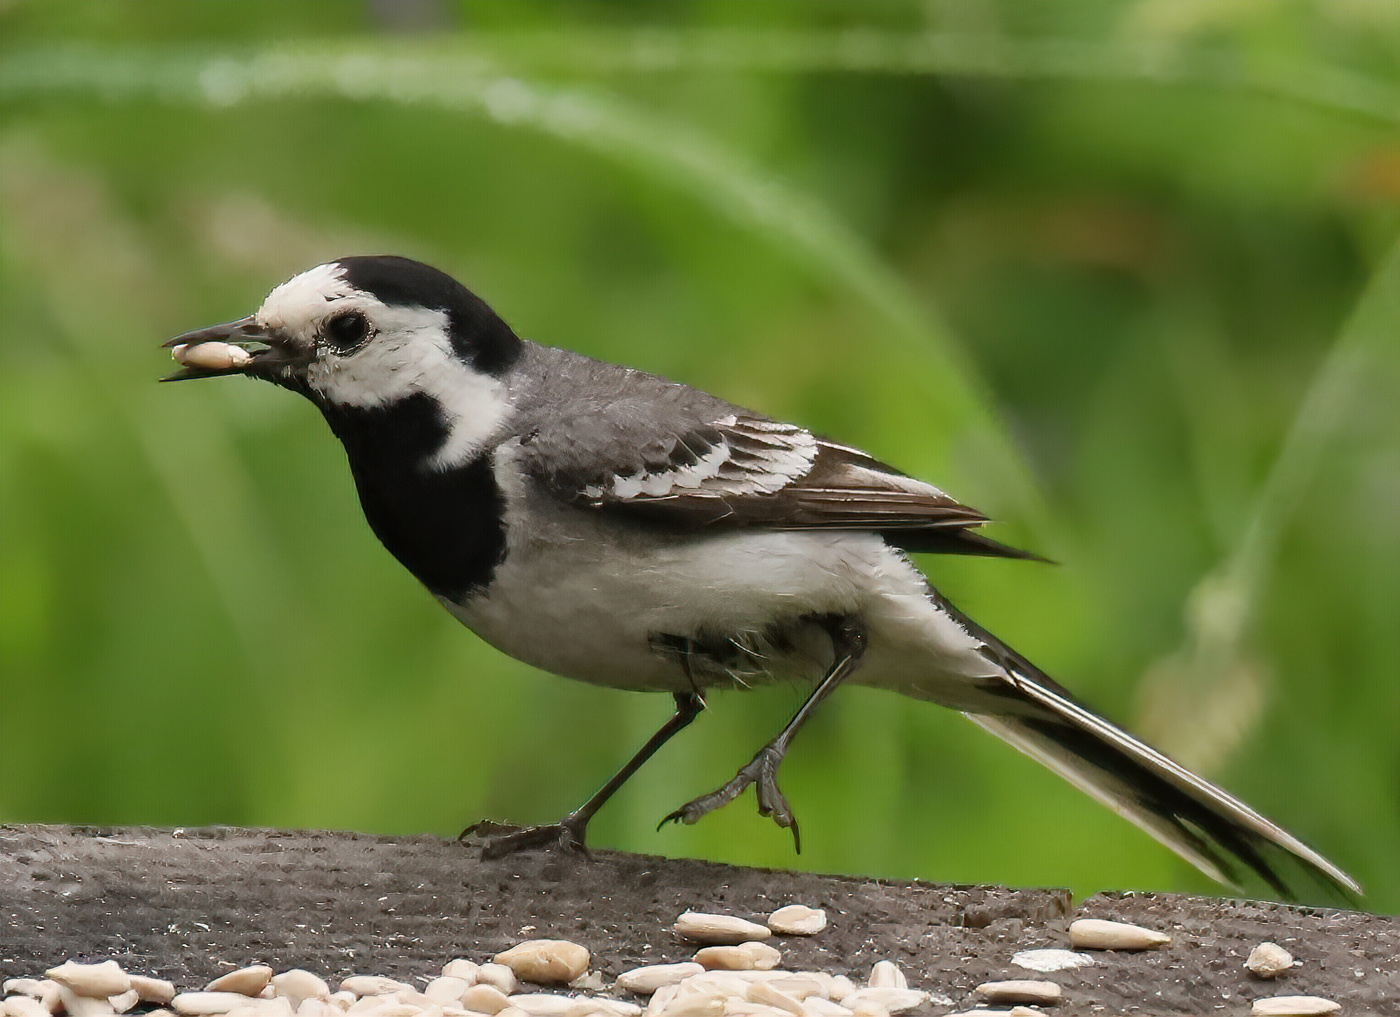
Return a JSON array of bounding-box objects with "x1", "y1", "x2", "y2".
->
[
  {"x1": 936, "y1": 593, "x2": 1358, "y2": 901},
  {"x1": 1018, "y1": 713, "x2": 1290, "y2": 899},
  {"x1": 891, "y1": 526, "x2": 1051, "y2": 562}
]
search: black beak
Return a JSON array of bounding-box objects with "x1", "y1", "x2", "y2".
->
[{"x1": 160, "y1": 316, "x2": 273, "y2": 382}]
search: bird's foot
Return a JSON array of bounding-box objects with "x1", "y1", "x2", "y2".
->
[
  {"x1": 458, "y1": 817, "x2": 590, "y2": 859},
  {"x1": 659, "y1": 745, "x2": 801, "y2": 852}
]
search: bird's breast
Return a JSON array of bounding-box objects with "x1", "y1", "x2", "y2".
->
[{"x1": 322, "y1": 393, "x2": 509, "y2": 601}]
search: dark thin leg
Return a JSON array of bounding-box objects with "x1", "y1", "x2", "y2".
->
[
  {"x1": 463, "y1": 690, "x2": 706, "y2": 858},
  {"x1": 660, "y1": 616, "x2": 868, "y2": 852}
]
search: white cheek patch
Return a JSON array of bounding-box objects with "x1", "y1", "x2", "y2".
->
[
  {"x1": 306, "y1": 304, "x2": 510, "y2": 471},
  {"x1": 426, "y1": 369, "x2": 511, "y2": 471},
  {"x1": 302, "y1": 304, "x2": 449, "y2": 405}
]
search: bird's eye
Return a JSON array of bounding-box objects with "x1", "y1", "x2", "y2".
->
[{"x1": 323, "y1": 311, "x2": 372, "y2": 353}]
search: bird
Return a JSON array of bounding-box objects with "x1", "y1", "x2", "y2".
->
[{"x1": 163, "y1": 254, "x2": 1358, "y2": 900}]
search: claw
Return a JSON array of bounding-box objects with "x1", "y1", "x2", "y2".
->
[
  {"x1": 658, "y1": 745, "x2": 801, "y2": 848},
  {"x1": 752, "y1": 767, "x2": 802, "y2": 854},
  {"x1": 459, "y1": 819, "x2": 518, "y2": 840},
  {"x1": 459, "y1": 819, "x2": 590, "y2": 859}
]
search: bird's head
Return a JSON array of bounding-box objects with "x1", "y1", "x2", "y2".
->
[{"x1": 162, "y1": 256, "x2": 521, "y2": 410}]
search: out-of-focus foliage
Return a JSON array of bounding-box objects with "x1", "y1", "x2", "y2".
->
[{"x1": 2, "y1": 0, "x2": 1398, "y2": 910}]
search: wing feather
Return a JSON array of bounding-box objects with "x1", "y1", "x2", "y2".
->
[
  {"x1": 565, "y1": 413, "x2": 1028, "y2": 557},
  {"x1": 504, "y1": 344, "x2": 1033, "y2": 558}
]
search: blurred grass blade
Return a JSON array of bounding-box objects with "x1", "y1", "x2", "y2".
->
[
  {"x1": 0, "y1": 140, "x2": 292, "y2": 666},
  {"x1": 1139, "y1": 233, "x2": 1400, "y2": 764},
  {"x1": 1232, "y1": 235, "x2": 1400, "y2": 593},
  {"x1": 432, "y1": 28, "x2": 1400, "y2": 126}
]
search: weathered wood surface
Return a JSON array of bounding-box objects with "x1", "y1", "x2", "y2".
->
[{"x1": 1, "y1": 826, "x2": 1395, "y2": 1015}]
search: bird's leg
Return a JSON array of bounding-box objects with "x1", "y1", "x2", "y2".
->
[
  {"x1": 463, "y1": 690, "x2": 706, "y2": 858},
  {"x1": 660, "y1": 615, "x2": 868, "y2": 852}
]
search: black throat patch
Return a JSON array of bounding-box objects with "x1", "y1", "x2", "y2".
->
[{"x1": 318, "y1": 392, "x2": 507, "y2": 603}]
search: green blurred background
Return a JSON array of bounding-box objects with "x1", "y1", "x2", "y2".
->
[{"x1": 3, "y1": 0, "x2": 1399, "y2": 911}]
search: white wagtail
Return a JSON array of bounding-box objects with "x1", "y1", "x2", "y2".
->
[{"x1": 163, "y1": 255, "x2": 1357, "y2": 899}]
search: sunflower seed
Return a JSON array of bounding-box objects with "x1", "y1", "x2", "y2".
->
[
  {"x1": 865, "y1": 964, "x2": 904, "y2": 992},
  {"x1": 837, "y1": 989, "x2": 927, "y2": 1014},
  {"x1": 441, "y1": 963, "x2": 479, "y2": 986},
  {"x1": 973, "y1": 980, "x2": 1062, "y2": 1005},
  {"x1": 1010, "y1": 949, "x2": 1094, "y2": 974},
  {"x1": 506, "y1": 994, "x2": 583, "y2": 1016},
  {"x1": 1251, "y1": 997, "x2": 1340, "y2": 1016},
  {"x1": 616, "y1": 965, "x2": 706, "y2": 996},
  {"x1": 653, "y1": 994, "x2": 724, "y2": 1017},
  {"x1": 3, "y1": 998, "x2": 52, "y2": 1017},
  {"x1": 643, "y1": 983, "x2": 678, "y2": 1017},
  {"x1": 582, "y1": 1000, "x2": 641, "y2": 1017},
  {"x1": 1247, "y1": 943, "x2": 1296, "y2": 979},
  {"x1": 568, "y1": 973, "x2": 605, "y2": 994},
  {"x1": 62, "y1": 985, "x2": 114, "y2": 1016},
  {"x1": 208, "y1": 970, "x2": 274, "y2": 998},
  {"x1": 476, "y1": 966, "x2": 520, "y2": 997},
  {"x1": 423, "y1": 979, "x2": 471, "y2": 1005},
  {"x1": 47, "y1": 963, "x2": 131, "y2": 999},
  {"x1": 766, "y1": 907, "x2": 826, "y2": 937},
  {"x1": 494, "y1": 942, "x2": 591, "y2": 986},
  {"x1": 129, "y1": 978, "x2": 177, "y2": 1007},
  {"x1": 760, "y1": 978, "x2": 824, "y2": 1002},
  {"x1": 670, "y1": 974, "x2": 745, "y2": 1000},
  {"x1": 675, "y1": 913, "x2": 772, "y2": 945},
  {"x1": 174, "y1": 342, "x2": 252, "y2": 370},
  {"x1": 339, "y1": 980, "x2": 413, "y2": 999},
  {"x1": 744, "y1": 983, "x2": 802, "y2": 1017},
  {"x1": 4, "y1": 980, "x2": 61, "y2": 1014},
  {"x1": 460, "y1": 985, "x2": 513, "y2": 1015},
  {"x1": 352, "y1": 1005, "x2": 421, "y2": 1017},
  {"x1": 270, "y1": 973, "x2": 330, "y2": 1009},
  {"x1": 1068, "y1": 918, "x2": 1171, "y2": 950},
  {"x1": 691, "y1": 943, "x2": 781, "y2": 973},
  {"x1": 173, "y1": 993, "x2": 265, "y2": 1015}
]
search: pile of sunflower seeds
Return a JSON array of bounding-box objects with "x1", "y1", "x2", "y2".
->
[{"x1": 0, "y1": 907, "x2": 1341, "y2": 1017}]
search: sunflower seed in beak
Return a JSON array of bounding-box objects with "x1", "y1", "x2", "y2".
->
[{"x1": 171, "y1": 342, "x2": 254, "y2": 371}]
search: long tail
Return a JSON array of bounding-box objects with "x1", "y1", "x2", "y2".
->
[{"x1": 939, "y1": 596, "x2": 1359, "y2": 900}]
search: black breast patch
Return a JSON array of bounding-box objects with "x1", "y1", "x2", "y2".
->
[{"x1": 318, "y1": 393, "x2": 507, "y2": 603}]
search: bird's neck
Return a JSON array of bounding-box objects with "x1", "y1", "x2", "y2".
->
[{"x1": 317, "y1": 393, "x2": 507, "y2": 603}]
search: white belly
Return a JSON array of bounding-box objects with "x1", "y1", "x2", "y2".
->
[{"x1": 442, "y1": 505, "x2": 997, "y2": 705}]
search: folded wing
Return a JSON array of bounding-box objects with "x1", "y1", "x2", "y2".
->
[{"x1": 549, "y1": 411, "x2": 1032, "y2": 559}]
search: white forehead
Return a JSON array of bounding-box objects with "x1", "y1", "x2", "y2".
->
[{"x1": 256, "y1": 262, "x2": 360, "y2": 334}]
